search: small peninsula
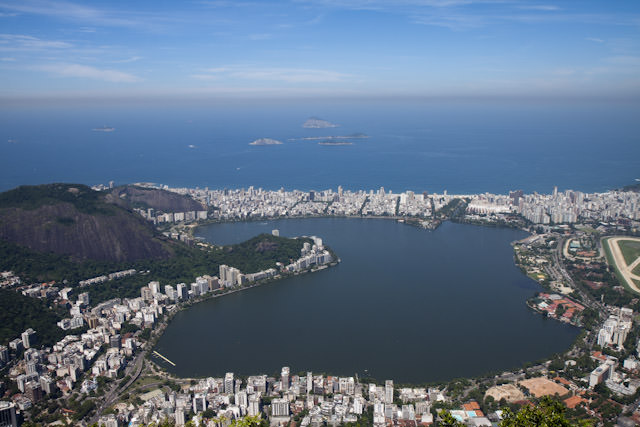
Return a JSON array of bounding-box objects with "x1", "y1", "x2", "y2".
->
[
  {"x1": 249, "y1": 138, "x2": 283, "y2": 146},
  {"x1": 302, "y1": 117, "x2": 338, "y2": 128}
]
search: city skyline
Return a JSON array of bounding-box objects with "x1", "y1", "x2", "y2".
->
[{"x1": 1, "y1": 0, "x2": 639, "y2": 101}]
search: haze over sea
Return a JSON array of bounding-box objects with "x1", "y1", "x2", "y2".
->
[{"x1": 1, "y1": 99, "x2": 639, "y2": 194}]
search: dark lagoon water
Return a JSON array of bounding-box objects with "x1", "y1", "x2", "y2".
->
[{"x1": 154, "y1": 219, "x2": 579, "y2": 383}]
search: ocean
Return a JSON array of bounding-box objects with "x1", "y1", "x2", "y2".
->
[{"x1": 1, "y1": 99, "x2": 639, "y2": 194}]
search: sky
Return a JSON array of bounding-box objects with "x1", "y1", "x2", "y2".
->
[{"x1": 0, "y1": 0, "x2": 639, "y2": 100}]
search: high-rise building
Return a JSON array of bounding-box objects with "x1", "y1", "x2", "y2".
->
[
  {"x1": 248, "y1": 395, "x2": 261, "y2": 417},
  {"x1": 176, "y1": 283, "x2": 187, "y2": 300},
  {"x1": 271, "y1": 398, "x2": 289, "y2": 417},
  {"x1": 193, "y1": 393, "x2": 207, "y2": 413},
  {"x1": 140, "y1": 286, "x2": 153, "y2": 302},
  {"x1": 224, "y1": 372, "x2": 234, "y2": 394},
  {"x1": 306, "y1": 371, "x2": 313, "y2": 394},
  {"x1": 21, "y1": 328, "x2": 36, "y2": 349},
  {"x1": 281, "y1": 366, "x2": 290, "y2": 391},
  {"x1": 149, "y1": 281, "x2": 161, "y2": 295},
  {"x1": 384, "y1": 380, "x2": 394, "y2": 404},
  {"x1": 0, "y1": 401, "x2": 18, "y2": 427},
  {"x1": 0, "y1": 346, "x2": 8, "y2": 365}
]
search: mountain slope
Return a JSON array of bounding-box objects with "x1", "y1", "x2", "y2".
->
[
  {"x1": 105, "y1": 184, "x2": 204, "y2": 212},
  {"x1": 0, "y1": 183, "x2": 172, "y2": 262}
]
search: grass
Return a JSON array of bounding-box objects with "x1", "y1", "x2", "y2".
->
[
  {"x1": 619, "y1": 240, "x2": 640, "y2": 266},
  {"x1": 602, "y1": 237, "x2": 640, "y2": 295}
]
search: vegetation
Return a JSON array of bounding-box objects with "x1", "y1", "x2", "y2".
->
[
  {"x1": 500, "y1": 397, "x2": 583, "y2": 426},
  {"x1": 0, "y1": 289, "x2": 68, "y2": 347},
  {"x1": 0, "y1": 183, "x2": 115, "y2": 214}
]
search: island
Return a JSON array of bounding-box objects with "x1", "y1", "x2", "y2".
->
[
  {"x1": 318, "y1": 141, "x2": 353, "y2": 146},
  {"x1": 302, "y1": 117, "x2": 338, "y2": 128},
  {"x1": 249, "y1": 138, "x2": 282, "y2": 146},
  {"x1": 292, "y1": 133, "x2": 369, "y2": 141},
  {"x1": 92, "y1": 126, "x2": 115, "y2": 132}
]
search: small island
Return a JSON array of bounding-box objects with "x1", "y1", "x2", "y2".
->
[
  {"x1": 303, "y1": 117, "x2": 338, "y2": 128},
  {"x1": 319, "y1": 141, "x2": 353, "y2": 146},
  {"x1": 249, "y1": 138, "x2": 283, "y2": 146},
  {"x1": 92, "y1": 126, "x2": 115, "y2": 132},
  {"x1": 296, "y1": 133, "x2": 368, "y2": 141}
]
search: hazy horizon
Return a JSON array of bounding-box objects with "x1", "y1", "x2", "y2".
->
[{"x1": 1, "y1": 0, "x2": 639, "y2": 102}]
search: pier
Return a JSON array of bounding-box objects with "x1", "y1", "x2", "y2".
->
[{"x1": 153, "y1": 351, "x2": 176, "y2": 366}]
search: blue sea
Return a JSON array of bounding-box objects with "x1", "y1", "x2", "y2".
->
[{"x1": 1, "y1": 99, "x2": 639, "y2": 194}]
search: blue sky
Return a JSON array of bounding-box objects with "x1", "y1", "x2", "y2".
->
[{"x1": 0, "y1": 0, "x2": 639, "y2": 99}]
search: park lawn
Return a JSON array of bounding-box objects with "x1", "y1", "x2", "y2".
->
[{"x1": 619, "y1": 240, "x2": 640, "y2": 266}]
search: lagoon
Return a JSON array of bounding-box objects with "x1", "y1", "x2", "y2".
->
[{"x1": 154, "y1": 219, "x2": 578, "y2": 383}]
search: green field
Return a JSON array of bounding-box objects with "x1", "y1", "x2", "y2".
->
[
  {"x1": 619, "y1": 239, "x2": 640, "y2": 266},
  {"x1": 602, "y1": 237, "x2": 639, "y2": 294}
]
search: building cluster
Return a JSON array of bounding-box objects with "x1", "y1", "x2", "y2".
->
[
  {"x1": 96, "y1": 369, "x2": 444, "y2": 427},
  {"x1": 0, "y1": 292, "x2": 146, "y2": 413},
  {"x1": 0, "y1": 271, "x2": 21, "y2": 288},
  {"x1": 588, "y1": 350, "x2": 640, "y2": 397},
  {"x1": 147, "y1": 183, "x2": 640, "y2": 226},
  {"x1": 596, "y1": 307, "x2": 634, "y2": 349},
  {"x1": 79, "y1": 269, "x2": 137, "y2": 287},
  {"x1": 135, "y1": 207, "x2": 208, "y2": 224},
  {"x1": 531, "y1": 293, "x2": 585, "y2": 324}
]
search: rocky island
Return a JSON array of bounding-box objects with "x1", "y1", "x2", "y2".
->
[
  {"x1": 249, "y1": 138, "x2": 283, "y2": 146},
  {"x1": 302, "y1": 117, "x2": 338, "y2": 128}
]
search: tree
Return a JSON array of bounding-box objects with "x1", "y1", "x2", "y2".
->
[{"x1": 499, "y1": 397, "x2": 579, "y2": 427}]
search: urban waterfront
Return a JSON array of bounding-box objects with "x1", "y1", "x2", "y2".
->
[{"x1": 154, "y1": 218, "x2": 579, "y2": 383}]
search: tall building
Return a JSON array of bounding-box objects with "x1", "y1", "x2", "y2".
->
[
  {"x1": 176, "y1": 283, "x2": 187, "y2": 300},
  {"x1": 281, "y1": 366, "x2": 290, "y2": 391},
  {"x1": 306, "y1": 371, "x2": 313, "y2": 394},
  {"x1": 271, "y1": 398, "x2": 289, "y2": 417},
  {"x1": 0, "y1": 346, "x2": 8, "y2": 365},
  {"x1": 140, "y1": 286, "x2": 153, "y2": 302},
  {"x1": 248, "y1": 395, "x2": 261, "y2": 417},
  {"x1": 384, "y1": 380, "x2": 394, "y2": 404},
  {"x1": 0, "y1": 401, "x2": 17, "y2": 427},
  {"x1": 21, "y1": 328, "x2": 36, "y2": 349},
  {"x1": 193, "y1": 393, "x2": 207, "y2": 413},
  {"x1": 224, "y1": 372, "x2": 234, "y2": 394}
]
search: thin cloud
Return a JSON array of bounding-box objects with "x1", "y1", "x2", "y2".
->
[
  {"x1": 0, "y1": 0, "x2": 153, "y2": 28},
  {"x1": 0, "y1": 56, "x2": 16, "y2": 61},
  {"x1": 112, "y1": 56, "x2": 142, "y2": 64},
  {"x1": 38, "y1": 63, "x2": 141, "y2": 82},
  {"x1": 0, "y1": 33, "x2": 72, "y2": 50},
  {"x1": 586, "y1": 37, "x2": 604, "y2": 43},
  {"x1": 193, "y1": 66, "x2": 351, "y2": 83},
  {"x1": 517, "y1": 5, "x2": 560, "y2": 11}
]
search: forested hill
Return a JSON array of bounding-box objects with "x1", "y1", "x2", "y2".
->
[
  {"x1": 0, "y1": 289, "x2": 67, "y2": 348},
  {"x1": 0, "y1": 183, "x2": 173, "y2": 262},
  {"x1": 105, "y1": 184, "x2": 205, "y2": 213}
]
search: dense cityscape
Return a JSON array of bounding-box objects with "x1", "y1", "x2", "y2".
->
[{"x1": 1, "y1": 182, "x2": 640, "y2": 427}]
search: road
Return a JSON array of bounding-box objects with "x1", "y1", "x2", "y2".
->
[{"x1": 87, "y1": 348, "x2": 146, "y2": 426}]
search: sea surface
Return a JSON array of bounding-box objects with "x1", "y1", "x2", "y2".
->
[
  {"x1": 154, "y1": 219, "x2": 579, "y2": 382},
  {"x1": 1, "y1": 99, "x2": 639, "y2": 194}
]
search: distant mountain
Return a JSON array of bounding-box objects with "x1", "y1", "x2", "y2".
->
[
  {"x1": 106, "y1": 184, "x2": 205, "y2": 212},
  {"x1": 0, "y1": 183, "x2": 173, "y2": 262}
]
